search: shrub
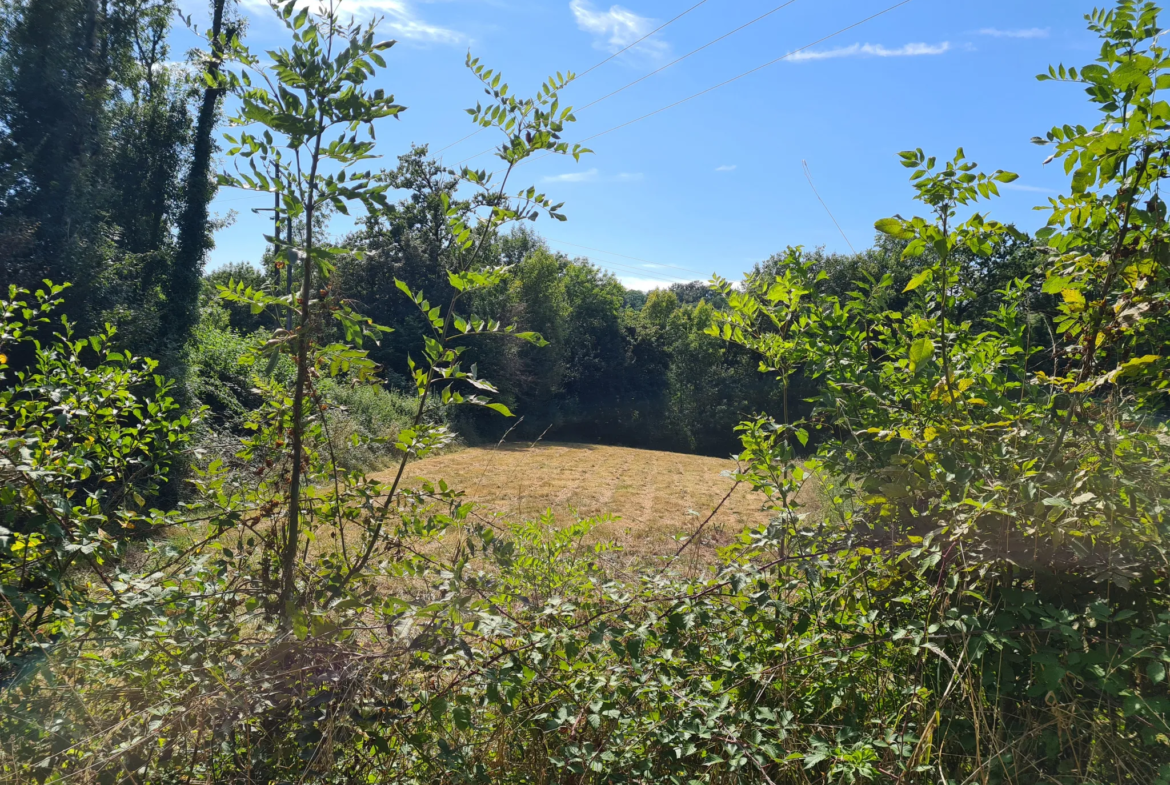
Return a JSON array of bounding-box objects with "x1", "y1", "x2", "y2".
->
[
  {"x1": 316, "y1": 377, "x2": 444, "y2": 470},
  {"x1": 0, "y1": 282, "x2": 193, "y2": 670}
]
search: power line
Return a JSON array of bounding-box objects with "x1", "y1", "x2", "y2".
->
[
  {"x1": 457, "y1": 0, "x2": 805, "y2": 167},
  {"x1": 575, "y1": 0, "x2": 914, "y2": 148},
  {"x1": 578, "y1": 0, "x2": 801, "y2": 112},
  {"x1": 576, "y1": 0, "x2": 714, "y2": 80},
  {"x1": 802, "y1": 159, "x2": 856, "y2": 254},
  {"x1": 585, "y1": 260, "x2": 686, "y2": 285},
  {"x1": 548, "y1": 243, "x2": 694, "y2": 283},
  {"x1": 568, "y1": 253, "x2": 692, "y2": 284},
  {"x1": 215, "y1": 192, "x2": 269, "y2": 204},
  {"x1": 432, "y1": 0, "x2": 713, "y2": 157},
  {"x1": 469, "y1": 0, "x2": 914, "y2": 174},
  {"x1": 464, "y1": 0, "x2": 914, "y2": 287}
]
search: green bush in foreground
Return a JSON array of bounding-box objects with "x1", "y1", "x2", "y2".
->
[{"x1": 0, "y1": 282, "x2": 194, "y2": 671}]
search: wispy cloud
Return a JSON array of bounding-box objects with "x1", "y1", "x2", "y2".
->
[
  {"x1": 715, "y1": 164, "x2": 737, "y2": 172},
  {"x1": 1001, "y1": 182, "x2": 1056, "y2": 193},
  {"x1": 570, "y1": 0, "x2": 668, "y2": 59},
  {"x1": 542, "y1": 168, "x2": 599, "y2": 183},
  {"x1": 239, "y1": 0, "x2": 464, "y2": 44},
  {"x1": 790, "y1": 41, "x2": 951, "y2": 62},
  {"x1": 541, "y1": 169, "x2": 643, "y2": 184},
  {"x1": 979, "y1": 27, "x2": 1049, "y2": 39}
]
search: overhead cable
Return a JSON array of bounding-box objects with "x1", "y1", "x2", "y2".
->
[
  {"x1": 456, "y1": 0, "x2": 808, "y2": 167},
  {"x1": 578, "y1": 0, "x2": 802, "y2": 112},
  {"x1": 432, "y1": 0, "x2": 713, "y2": 156},
  {"x1": 574, "y1": 0, "x2": 914, "y2": 148},
  {"x1": 467, "y1": 0, "x2": 915, "y2": 172}
]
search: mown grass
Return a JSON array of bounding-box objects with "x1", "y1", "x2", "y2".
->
[{"x1": 380, "y1": 442, "x2": 819, "y2": 573}]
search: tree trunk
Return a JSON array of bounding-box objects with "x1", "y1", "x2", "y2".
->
[
  {"x1": 279, "y1": 125, "x2": 323, "y2": 622},
  {"x1": 171, "y1": 0, "x2": 231, "y2": 353}
]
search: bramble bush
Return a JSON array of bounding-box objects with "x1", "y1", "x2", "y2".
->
[{"x1": 0, "y1": 282, "x2": 194, "y2": 673}]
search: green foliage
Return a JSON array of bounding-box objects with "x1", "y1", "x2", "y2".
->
[
  {"x1": 0, "y1": 282, "x2": 194, "y2": 667},
  {"x1": 491, "y1": 511, "x2": 620, "y2": 607},
  {"x1": 0, "y1": 0, "x2": 210, "y2": 366},
  {"x1": 693, "y1": 4, "x2": 1170, "y2": 778},
  {"x1": 316, "y1": 377, "x2": 439, "y2": 470},
  {"x1": 7, "y1": 4, "x2": 1170, "y2": 785}
]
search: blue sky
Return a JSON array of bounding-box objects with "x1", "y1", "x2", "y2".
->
[{"x1": 190, "y1": 0, "x2": 1103, "y2": 290}]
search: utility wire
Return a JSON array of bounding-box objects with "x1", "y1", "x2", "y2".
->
[
  {"x1": 547, "y1": 242, "x2": 694, "y2": 283},
  {"x1": 468, "y1": 0, "x2": 913, "y2": 283},
  {"x1": 580, "y1": 260, "x2": 689, "y2": 286},
  {"x1": 802, "y1": 159, "x2": 856, "y2": 254},
  {"x1": 567, "y1": 251, "x2": 692, "y2": 284},
  {"x1": 573, "y1": 0, "x2": 914, "y2": 149},
  {"x1": 578, "y1": 0, "x2": 801, "y2": 112},
  {"x1": 457, "y1": 0, "x2": 805, "y2": 167},
  {"x1": 576, "y1": 0, "x2": 713, "y2": 80},
  {"x1": 432, "y1": 0, "x2": 713, "y2": 157},
  {"x1": 465, "y1": 0, "x2": 914, "y2": 173}
]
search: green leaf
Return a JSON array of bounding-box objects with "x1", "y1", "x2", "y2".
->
[
  {"x1": 1042, "y1": 275, "x2": 1075, "y2": 294},
  {"x1": 902, "y1": 239, "x2": 927, "y2": 259},
  {"x1": 288, "y1": 605, "x2": 309, "y2": 641},
  {"x1": 1148, "y1": 661, "x2": 1166, "y2": 684},
  {"x1": 903, "y1": 269, "x2": 933, "y2": 293},
  {"x1": 1071, "y1": 167, "x2": 1094, "y2": 193},
  {"x1": 874, "y1": 217, "x2": 914, "y2": 240},
  {"x1": 907, "y1": 337, "x2": 935, "y2": 374}
]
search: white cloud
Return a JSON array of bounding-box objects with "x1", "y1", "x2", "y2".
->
[
  {"x1": 979, "y1": 27, "x2": 1049, "y2": 39},
  {"x1": 1000, "y1": 182, "x2": 1056, "y2": 193},
  {"x1": 570, "y1": 0, "x2": 668, "y2": 59},
  {"x1": 715, "y1": 164, "x2": 736, "y2": 172},
  {"x1": 790, "y1": 41, "x2": 951, "y2": 62},
  {"x1": 618, "y1": 276, "x2": 671, "y2": 292},
  {"x1": 541, "y1": 169, "x2": 643, "y2": 184},
  {"x1": 239, "y1": 0, "x2": 464, "y2": 44},
  {"x1": 542, "y1": 168, "x2": 599, "y2": 183}
]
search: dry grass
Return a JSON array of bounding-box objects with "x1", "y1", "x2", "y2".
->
[{"x1": 375, "y1": 442, "x2": 817, "y2": 570}]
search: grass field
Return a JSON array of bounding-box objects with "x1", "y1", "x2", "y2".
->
[{"x1": 376, "y1": 442, "x2": 814, "y2": 571}]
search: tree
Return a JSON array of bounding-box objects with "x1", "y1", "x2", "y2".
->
[
  {"x1": 509, "y1": 249, "x2": 569, "y2": 408},
  {"x1": 333, "y1": 146, "x2": 467, "y2": 384},
  {"x1": 170, "y1": 0, "x2": 238, "y2": 358},
  {"x1": 0, "y1": 0, "x2": 209, "y2": 367},
  {"x1": 0, "y1": 283, "x2": 193, "y2": 665}
]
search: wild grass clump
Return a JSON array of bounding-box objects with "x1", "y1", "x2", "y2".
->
[{"x1": 317, "y1": 378, "x2": 446, "y2": 471}]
